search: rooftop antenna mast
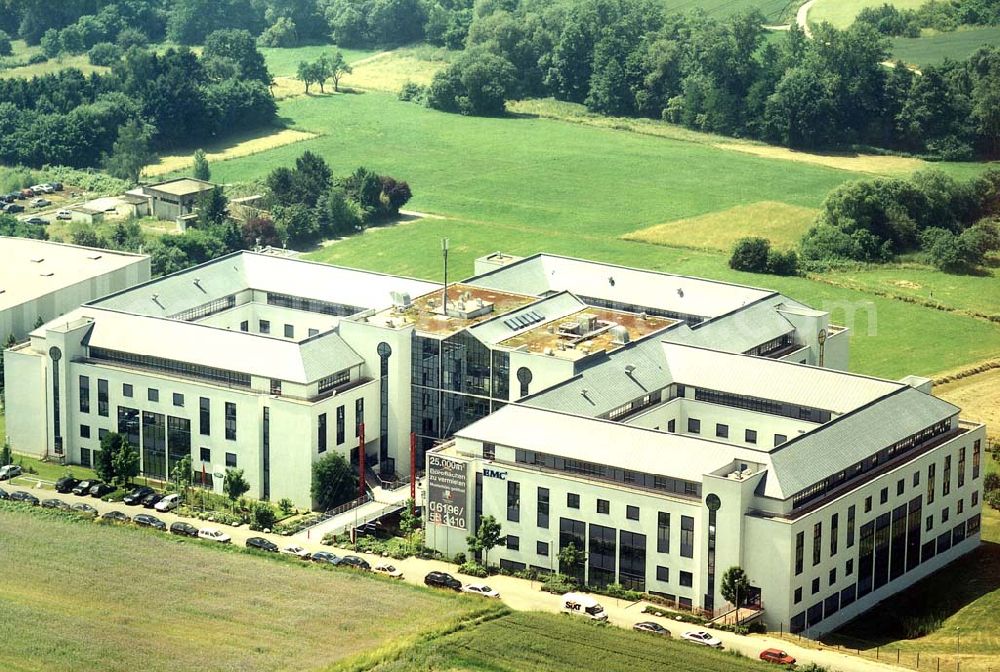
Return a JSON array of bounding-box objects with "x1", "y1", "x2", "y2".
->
[{"x1": 441, "y1": 237, "x2": 449, "y2": 314}]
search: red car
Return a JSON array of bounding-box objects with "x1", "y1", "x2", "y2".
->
[{"x1": 760, "y1": 648, "x2": 796, "y2": 664}]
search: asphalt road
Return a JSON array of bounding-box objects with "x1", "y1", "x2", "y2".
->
[{"x1": 8, "y1": 484, "x2": 908, "y2": 672}]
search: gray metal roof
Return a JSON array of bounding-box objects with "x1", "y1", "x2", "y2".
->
[
  {"x1": 666, "y1": 297, "x2": 797, "y2": 354},
  {"x1": 469, "y1": 292, "x2": 586, "y2": 345}
]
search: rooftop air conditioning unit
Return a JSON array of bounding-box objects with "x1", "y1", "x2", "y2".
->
[
  {"x1": 559, "y1": 322, "x2": 579, "y2": 334},
  {"x1": 610, "y1": 325, "x2": 630, "y2": 345},
  {"x1": 578, "y1": 313, "x2": 598, "y2": 333}
]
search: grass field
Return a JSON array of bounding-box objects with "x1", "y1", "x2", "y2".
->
[
  {"x1": 143, "y1": 128, "x2": 318, "y2": 178},
  {"x1": 937, "y1": 370, "x2": 1000, "y2": 441},
  {"x1": 809, "y1": 0, "x2": 927, "y2": 29},
  {"x1": 336, "y1": 610, "x2": 767, "y2": 672},
  {"x1": 662, "y1": 0, "x2": 795, "y2": 23},
  {"x1": 827, "y1": 454, "x2": 1000, "y2": 672},
  {"x1": 197, "y1": 88, "x2": 1000, "y2": 379},
  {"x1": 5, "y1": 453, "x2": 96, "y2": 485},
  {"x1": 623, "y1": 201, "x2": 819, "y2": 251},
  {"x1": 0, "y1": 504, "x2": 480, "y2": 672},
  {"x1": 260, "y1": 44, "x2": 376, "y2": 78},
  {"x1": 890, "y1": 26, "x2": 1000, "y2": 66},
  {"x1": 341, "y1": 45, "x2": 455, "y2": 92}
]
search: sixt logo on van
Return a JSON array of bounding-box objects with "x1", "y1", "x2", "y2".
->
[{"x1": 483, "y1": 468, "x2": 507, "y2": 480}]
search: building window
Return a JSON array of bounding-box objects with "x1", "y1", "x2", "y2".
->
[
  {"x1": 97, "y1": 379, "x2": 108, "y2": 417},
  {"x1": 336, "y1": 405, "x2": 345, "y2": 444},
  {"x1": 679, "y1": 571, "x2": 693, "y2": 587},
  {"x1": 829, "y1": 568, "x2": 837, "y2": 585},
  {"x1": 507, "y1": 481, "x2": 520, "y2": 522},
  {"x1": 928, "y1": 462, "x2": 936, "y2": 504},
  {"x1": 774, "y1": 434, "x2": 787, "y2": 447},
  {"x1": 943, "y1": 456, "x2": 952, "y2": 497},
  {"x1": 813, "y1": 522, "x2": 822, "y2": 566},
  {"x1": 847, "y1": 505, "x2": 856, "y2": 548},
  {"x1": 972, "y1": 491, "x2": 978, "y2": 507},
  {"x1": 308, "y1": 328, "x2": 319, "y2": 337},
  {"x1": 942, "y1": 507, "x2": 949, "y2": 523},
  {"x1": 667, "y1": 419, "x2": 675, "y2": 433},
  {"x1": 745, "y1": 429, "x2": 757, "y2": 444},
  {"x1": 913, "y1": 471, "x2": 920, "y2": 487},
  {"x1": 627, "y1": 505, "x2": 639, "y2": 521},
  {"x1": 225, "y1": 452, "x2": 237, "y2": 468},
  {"x1": 597, "y1": 499, "x2": 610, "y2": 515},
  {"x1": 926, "y1": 514, "x2": 933, "y2": 531},
  {"x1": 80, "y1": 424, "x2": 90, "y2": 438},
  {"x1": 795, "y1": 531, "x2": 804, "y2": 575},
  {"x1": 80, "y1": 448, "x2": 91, "y2": 467},
  {"x1": 537, "y1": 541, "x2": 548, "y2": 556},
  {"x1": 377, "y1": 342, "x2": 391, "y2": 470},
  {"x1": 123, "y1": 383, "x2": 133, "y2": 398},
  {"x1": 846, "y1": 558, "x2": 854, "y2": 576},
  {"x1": 199, "y1": 397, "x2": 210, "y2": 436},
  {"x1": 657, "y1": 566, "x2": 669, "y2": 582},
  {"x1": 98, "y1": 428, "x2": 108, "y2": 441},
  {"x1": 225, "y1": 402, "x2": 236, "y2": 441},
  {"x1": 864, "y1": 496, "x2": 872, "y2": 513},
  {"x1": 812, "y1": 577, "x2": 820, "y2": 594},
  {"x1": 200, "y1": 447, "x2": 210, "y2": 462},
  {"x1": 259, "y1": 319, "x2": 270, "y2": 334},
  {"x1": 240, "y1": 320, "x2": 248, "y2": 332},
  {"x1": 972, "y1": 439, "x2": 981, "y2": 479},
  {"x1": 957, "y1": 499, "x2": 964, "y2": 515},
  {"x1": 516, "y1": 367, "x2": 532, "y2": 398},
  {"x1": 958, "y1": 447, "x2": 966, "y2": 489},
  {"x1": 794, "y1": 587, "x2": 802, "y2": 604},
  {"x1": 880, "y1": 487, "x2": 888, "y2": 504},
  {"x1": 355, "y1": 398, "x2": 364, "y2": 437},
  {"x1": 620, "y1": 530, "x2": 647, "y2": 592},
  {"x1": 148, "y1": 388, "x2": 159, "y2": 403},
  {"x1": 567, "y1": 493, "x2": 580, "y2": 509},
  {"x1": 318, "y1": 413, "x2": 327, "y2": 453},
  {"x1": 284, "y1": 324, "x2": 294, "y2": 339},
  {"x1": 680, "y1": 516, "x2": 694, "y2": 558},
  {"x1": 173, "y1": 392, "x2": 184, "y2": 407},
  {"x1": 79, "y1": 376, "x2": 90, "y2": 413},
  {"x1": 830, "y1": 513, "x2": 839, "y2": 556},
  {"x1": 657, "y1": 512, "x2": 670, "y2": 553},
  {"x1": 537, "y1": 487, "x2": 549, "y2": 528},
  {"x1": 687, "y1": 418, "x2": 700, "y2": 434},
  {"x1": 715, "y1": 423, "x2": 728, "y2": 438},
  {"x1": 507, "y1": 535, "x2": 519, "y2": 551},
  {"x1": 897, "y1": 479, "x2": 904, "y2": 496}
]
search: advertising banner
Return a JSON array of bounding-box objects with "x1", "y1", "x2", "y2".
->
[{"x1": 427, "y1": 454, "x2": 468, "y2": 530}]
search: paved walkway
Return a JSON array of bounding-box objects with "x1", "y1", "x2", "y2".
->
[{"x1": 16, "y1": 484, "x2": 911, "y2": 672}]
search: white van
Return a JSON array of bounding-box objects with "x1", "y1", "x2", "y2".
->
[{"x1": 562, "y1": 592, "x2": 608, "y2": 621}]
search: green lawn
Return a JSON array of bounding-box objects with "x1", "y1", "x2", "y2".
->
[
  {"x1": 260, "y1": 44, "x2": 376, "y2": 78},
  {"x1": 828, "y1": 453, "x2": 1000, "y2": 672},
  {"x1": 5, "y1": 452, "x2": 96, "y2": 485},
  {"x1": 890, "y1": 26, "x2": 1000, "y2": 66},
  {"x1": 334, "y1": 610, "x2": 765, "y2": 672},
  {"x1": 0, "y1": 504, "x2": 480, "y2": 672},
  {"x1": 662, "y1": 0, "x2": 794, "y2": 23},
  {"x1": 809, "y1": 0, "x2": 927, "y2": 29},
  {"x1": 202, "y1": 89, "x2": 1000, "y2": 379}
]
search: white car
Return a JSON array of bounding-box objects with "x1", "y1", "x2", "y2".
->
[
  {"x1": 55, "y1": 209, "x2": 72, "y2": 220},
  {"x1": 154, "y1": 493, "x2": 182, "y2": 512},
  {"x1": 461, "y1": 583, "x2": 501, "y2": 598},
  {"x1": 197, "y1": 527, "x2": 231, "y2": 543},
  {"x1": 681, "y1": 630, "x2": 723, "y2": 648},
  {"x1": 373, "y1": 563, "x2": 403, "y2": 579},
  {"x1": 0, "y1": 464, "x2": 23, "y2": 480},
  {"x1": 39, "y1": 184, "x2": 54, "y2": 193},
  {"x1": 30, "y1": 197, "x2": 50, "y2": 208},
  {"x1": 282, "y1": 545, "x2": 312, "y2": 559}
]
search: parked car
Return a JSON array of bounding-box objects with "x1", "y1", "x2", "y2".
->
[
  {"x1": 373, "y1": 562, "x2": 403, "y2": 579},
  {"x1": 0, "y1": 464, "x2": 23, "y2": 480},
  {"x1": 89, "y1": 482, "x2": 114, "y2": 498},
  {"x1": 24, "y1": 216, "x2": 48, "y2": 226},
  {"x1": 338, "y1": 555, "x2": 370, "y2": 571},
  {"x1": 123, "y1": 486, "x2": 154, "y2": 505},
  {"x1": 39, "y1": 183, "x2": 54, "y2": 193},
  {"x1": 246, "y1": 537, "x2": 279, "y2": 553},
  {"x1": 562, "y1": 593, "x2": 608, "y2": 621},
  {"x1": 72, "y1": 479, "x2": 98, "y2": 495},
  {"x1": 281, "y1": 545, "x2": 312, "y2": 560},
  {"x1": 0, "y1": 487, "x2": 9, "y2": 499},
  {"x1": 170, "y1": 521, "x2": 200, "y2": 537},
  {"x1": 134, "y1": 513, "x2": 166, "y2": 530},
  {"x1": 55, "y1": 209, "x2": 72, "y2": 220},
  {"x1": 2, "y1": 203, "x2": 24, "y2": 213},
  {"x1": 30, "y1": 197, "x2": 51, "y2": 208},
  {"x1": 10, "y1": 491, "x2": 39, "y2": 505},
  {"x1": 0, "y1": 194, "x2": 11, "y2": 203},
  {"x1": 101, "y1": 510, "x2": 130, "y2": 523},
  {"x1": 462, "y1": 583, "x2": 500, "y2": 598},
  {"x1": 198, "y1": 527, "x2": 231, "y2": 544},
  {"x1": 141, "y1": 492, "x2": 164, "y2": 509},
  {"x1": 310, "y1": 551, "x2": 340, "y2": 565},
  {"x1": 633, "y1": 622, "x2": 670, "y2": 636},
  {"x1": 12, "y1": 191, "x2": 26, "y2": 199},
  {"x1": 20, "y1": 188, "x2": 34, "y2": 198},
  {"x1": 681, "y1": 631, "x2": 723, "y2": 648},
  {"x1": 71, "y1": 502, "x2": 98, "y2": 517},
  {"x1": 55, "y1": 476, "x2": 80, "y2": 493},
  {"x1": 154, "y1": 493, "x2": 182, "y2": 512},
  {"x1": 759, "y1": 649, "x2": 795, "y2": 665},
  {"x1": 51, "y1": 182, "x2": 63, "y2": 191},
  {"x1": 424, "y1": 571, "x2": 462, "y2": 591},
  {"x1": 41, "y1": 498, "x2": 72, "y2": 511}
]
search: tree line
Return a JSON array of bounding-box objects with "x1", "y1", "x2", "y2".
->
[
  {"x1": 403, "y1": 0, "x2": 1000, "y2": 159},
  {"x1": 854, "y1": 0, "x2": 1000, "y2": 38},
  {"x1": 0, "y1": 28, "x2": 276, "y2": 170}
]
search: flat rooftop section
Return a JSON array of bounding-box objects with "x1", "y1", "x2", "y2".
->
[
  {"x1": 369, "y1": 284, "x2": 537, "y2": 337},
  {"x1": 467, "y1": 254, "x2": 775, "y2": 320},
  {"x1": 144, "y1": 178, "x2": 215, "y2": 197},
  {"x1": 500, "y1": 307, "x2": 677, "y2": 360},
  {"x1": 0, "y1": 237, "x2": 148, "y2": 311}
]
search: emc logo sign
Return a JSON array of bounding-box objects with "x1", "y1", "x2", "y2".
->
[{"x1": 483, "y1": 468, "x2": 507, "y2": 480}]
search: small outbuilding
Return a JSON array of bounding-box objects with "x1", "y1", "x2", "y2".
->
[{"x1": 140, "y1": 178, "x2": 216, "y2": 221}]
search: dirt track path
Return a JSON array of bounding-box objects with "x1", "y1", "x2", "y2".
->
[{"x1": 796, "y1": 0, "x2": 817, "y2": 38}]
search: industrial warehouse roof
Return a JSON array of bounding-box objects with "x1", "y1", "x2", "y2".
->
[
  {"x1": 466, "y1": 253, "x2": 775, "y2": 320},
  {"x1": 666, "y1": 297, "x2": 799, "y2": 355},
  {"x1": 91, "y1": 251, "x2": 440, "y2": 319},
  {"x1": 0, "y1": 237, "x2": 148, "y2": 312},
  {"x1": 45, "y1": 307, "x2": 364, "y2": 385},
  {"x1": 143, "y1": 178, "x2": 216, "y2": 197}
]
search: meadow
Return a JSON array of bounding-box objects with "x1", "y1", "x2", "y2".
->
[
  {"x1": 809, "y1": 0, "x2": 927, "y2": 29},
  {"x1": 890, "y1": 26, "x2": 1000, "y2": 66},
  {"x1": 332, "y1": 610, "x2": 767, "y2": 672},
  {"x1": 0, "y1": 505, "x2": 480, "y2": 672}
]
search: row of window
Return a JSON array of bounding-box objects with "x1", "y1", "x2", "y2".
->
[
  {"x1": 241, "y1": 319, "x2": 319, "y2": 340},
  {"x1": 317, "y1": 401, "x2": 364, "y2": 452},
  {"x1": 89, "y1": 347, "x2": 251, "y2": 389},
  {"x1": 684, "y1": 418, "x2": 786, "y2": 447}
]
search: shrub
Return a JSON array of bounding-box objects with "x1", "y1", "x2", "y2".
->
[
  {"x1": 250, "y1": 502, "x2": 277, "y2": 531},
  {"x1": 427, "y1": 48, "x2": 516, "y2": 116},
  {"x1": 27, "y1": 53, "x2": 48, "y2": 65},
  {"x1": 729, "y1": 237, "x2": 771, "y2": 273},
  {"x1": 984, "y1": 471, "x2": 1000, "y2": 493},
  {"x1": 540, "y1": 573, "x2": 579, "y2": 595},
  {"x1": 277, "y1": 497, "x2": 295, "y2": 515},
  {"x1": 452, "y1": 552, "x2": 467, "y2": 565},
  {"x1": 986, "y1": 488, "x2": 1000, "y2": 511},
  {"x1": 398, "y1": 81, "x2": 426, "y2": 102},
  {"x1": 458, "y1": 560, "x2": 489, "y2": 577},
  {"x1": 88, "y1": 42, "x2": 123, "y2": 66},
  {"x1": 0, "y1": 30, "x2": 12, "y2": 57}
]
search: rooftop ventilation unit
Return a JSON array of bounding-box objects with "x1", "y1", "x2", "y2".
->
[
  {"x1": 390, "y1": 291, "x2": 412, "y2": 309},
  {"x1": 624, "y1": 364, "x2": 636, "y2": 375},
  {"x1": 558, "y1": 322, "x2": 580, "y2": 335},
  {"x1": 611, "y1": 325, "x2": 630, "y2": 345},
  {"x1": 578, "y1": 313, "x2": 598, "y2": 333}
]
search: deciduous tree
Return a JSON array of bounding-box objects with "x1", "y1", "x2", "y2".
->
[{"x1": 311, "y1": 452, "x2": 357, "y2": 511}]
